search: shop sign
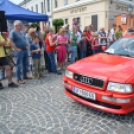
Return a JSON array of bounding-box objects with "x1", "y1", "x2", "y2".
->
[
  {"x1": 116, "y1": 5, "x2": 127, "y2": 12},
  {"x1": 121, "y1": 14, "x2": 127, "y2": 24},
  {"x1": 70, "y1": 7, "x2": 87, "y2": 14}
]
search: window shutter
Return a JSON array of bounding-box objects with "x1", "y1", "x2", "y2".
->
[{"x1": 91, "y1": 15, "x2": 98, "y2": 32}]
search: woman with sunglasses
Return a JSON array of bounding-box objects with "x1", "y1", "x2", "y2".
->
[{"x1": 57, "y1": 28, "x2": 68, "y2": 70}]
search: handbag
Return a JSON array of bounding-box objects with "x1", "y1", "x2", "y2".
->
[{"x1": 9, "y1": 49, "x2": 14, "y2": 57}]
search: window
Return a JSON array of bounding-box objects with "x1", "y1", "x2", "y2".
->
[
  {"x1": 47, "y1": 0, "x2": 50, "y2": 12},
  {"x1": 41, "y1": 2, "x2": 44, "y2": 13},
  {"x1": 64, "y1": 0, "x2": 68, "y2": 5},
  {"x1": 91, "y1": 15, "x2": 98, "y2": 32},
  {"x1": 36, "y1": 5, "x2": 38, "y2": 12},
  {"x1": 77, "y1": 17, "x2": 81, "y2": 24},
  {"x1": 65, "y1": 19, "x2": 68, "y2": 24},
  {"x1": 31, "y1": 6, "x2": 33, "y2": 11},
  {"x1": 55, "y1": 0, "x2": 58, "y2": 8}
]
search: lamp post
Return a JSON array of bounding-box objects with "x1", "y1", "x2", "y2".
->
[{"x1": 127, "y1": 4, "x2": 133, "y2": 27}]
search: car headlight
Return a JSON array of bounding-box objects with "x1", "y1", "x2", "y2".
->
[
  {"x1": 65, "y1": 70, "x2": 73, "y2": 79},
  {"x1": 107, "y1": 82, "x2": 133, "y2": 93}
]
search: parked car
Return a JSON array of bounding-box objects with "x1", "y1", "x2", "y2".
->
[{"x1": 63, "y1": 33, "x2": 134, "y2": 114}]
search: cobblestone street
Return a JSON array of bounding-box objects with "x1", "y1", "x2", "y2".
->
[{"x1": 0, "y1": 71, "x2": 134, "y2": 134}]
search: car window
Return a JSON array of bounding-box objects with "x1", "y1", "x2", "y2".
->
[{"x1": 105, "y1": 38, "x2": 134, "y2": 57}]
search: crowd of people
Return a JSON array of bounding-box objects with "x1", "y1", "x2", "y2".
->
[{"x1": 0, "y1": 18, "x2": 131, "y2": 90}]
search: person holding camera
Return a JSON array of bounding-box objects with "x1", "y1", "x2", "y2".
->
[{"x1": 0, "y1": 34, "x2": 18, "y2": 90}]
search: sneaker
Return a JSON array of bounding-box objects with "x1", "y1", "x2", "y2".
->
[
  {"x1": 23, "y1": 76, "x2": 32, "y2": 80},
  {"x1": 8, "y1": 82, "x2": 18, "y2": 88},
  {"x1": 17, "y1": 80, "x2": 25, "y2": 84},
  {"x1": 0, "y1": 83, "x2": 4, "y2": 90}
]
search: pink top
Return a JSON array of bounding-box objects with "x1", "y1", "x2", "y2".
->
[{"x1": 57, "y1": 35, "x2": 68, "y2": 45}]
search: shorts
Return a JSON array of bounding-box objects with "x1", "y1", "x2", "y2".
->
[
  {"x1": 0, "y1": 57, "x2": 9, "y2": 67},
  {"x1": 7, "y1": 56, "x2": 14, "y2": 69}
]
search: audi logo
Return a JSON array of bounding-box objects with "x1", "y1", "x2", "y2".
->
[{"x1": 80, "y1": 76, "x2": 93, "y2": 85}]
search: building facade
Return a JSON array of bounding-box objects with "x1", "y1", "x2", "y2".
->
[
  {"x1": 19, "y1": 0, "x2": 52, "y2": 31},
  {"x1": 52, "y1": 0, "x2": 134, "y2": 31}
]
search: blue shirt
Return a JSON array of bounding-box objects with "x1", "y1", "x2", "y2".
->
[
  {"x1": 25, "y1": 33, "x2": 32, "y2": 56},
  {"x1": 30, "y1": 43, "x2": 41, "y2": 59},
  {"x1": 9, "y1": 30, "x2": 27, "y2": 49}
]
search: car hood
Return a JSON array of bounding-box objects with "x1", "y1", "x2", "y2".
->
[{"x1": 67, "y1": 53, "x2": 134, "y2": 83}]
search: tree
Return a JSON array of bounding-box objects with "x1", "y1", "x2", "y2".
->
[
  {"x1": 52, "y1": 18, "x2": 64, "y2": 33},
  {"x1": 30, "y1": 22, "x2": 39, "y2": 28}
]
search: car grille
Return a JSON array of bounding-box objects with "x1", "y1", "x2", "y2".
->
[{"x1": 73, "y1": 73, "x2": 104, "y2": 88}]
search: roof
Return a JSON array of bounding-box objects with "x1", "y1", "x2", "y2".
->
[
  {"x1": 0, "y1": 0, "x2": 48, "y2": 22},
  {"x1": 19, "y1": 0, "x2": 31, "y2": 6}
]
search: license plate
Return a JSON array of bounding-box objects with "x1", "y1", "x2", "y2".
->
[{"x1": 73, "y1": 86, "x2": 96, "y2": 100}]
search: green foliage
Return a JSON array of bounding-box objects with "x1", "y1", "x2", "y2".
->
[
  {"x1": 52, "y1": 18, "x2": 64, "y2": 33},
  {"x1": 52, "y1": 18, "x2": 64, "y2": 26},
  {"x1": 52, "y1": 19, "x2": 59, "y2": 26},
  {"x1": 30, "y1": 23, "x2": 39, "y2": 28}
]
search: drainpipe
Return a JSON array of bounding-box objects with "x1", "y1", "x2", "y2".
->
[
  {"x1": 44, "y1": 0, "x2": 46, "y2": 14},
  {"x1": 44, "y1": 0, "x2": 47, "y2": 25}
]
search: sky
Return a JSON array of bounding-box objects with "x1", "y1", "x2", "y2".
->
[{"x1": 10, "y1": 0, "x2": 23, "y2": 4}]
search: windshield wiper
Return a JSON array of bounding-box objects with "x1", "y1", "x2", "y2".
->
[
  {"x1": 102, "y1": 52, "x2": 115, "y2": 55},
  {"x1": 116, "y1": 53, "x2": 133, "y2": 57}
]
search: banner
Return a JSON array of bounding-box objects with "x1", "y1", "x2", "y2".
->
[{"x1": 121, "y1": 14, "x2": 127, "y2": 24}]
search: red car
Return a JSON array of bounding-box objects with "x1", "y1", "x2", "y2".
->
[{"x1": 63, "y1": 34, "x2": 134, "y2": 114}]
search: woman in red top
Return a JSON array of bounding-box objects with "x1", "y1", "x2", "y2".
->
[
  {"x1": 45, "y1": 28, "x2": 61, "y2": 75},
  {"x1": 91, "y1": 33, "x2": 99, "y2": 54},
  {"x1": 83, "y1": 26, "x2": 93, "y2": 56}
]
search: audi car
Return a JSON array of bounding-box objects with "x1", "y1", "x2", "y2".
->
[{"x1": 63, "y1": 33, "x2": 134, "y2": 114}]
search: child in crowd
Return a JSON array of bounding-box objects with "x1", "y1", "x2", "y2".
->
[
  {"x1": 79, "y1": 32, "x2": 87, "y2": 59},
  {"x1": 91, "y1": 33, "x2": 99, "y2": 54},
  {"x1": 30, "y1": 36, "x2": 42, "y2": 79}
]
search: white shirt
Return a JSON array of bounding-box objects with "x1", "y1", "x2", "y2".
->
[
  {"x1": 76, "y1": 31, "x2": 82, "y2": 43},
  {"x1": 109, "y1": 28, "x2": 116, "y2": 42}
]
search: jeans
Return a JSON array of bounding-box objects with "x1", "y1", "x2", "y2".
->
[
  {"x1": 44, "y1": 51, "x2": 48, "y2": 70},
  {"x1": 92, "y1": 49, "x2": 99, "y2": 54},
  {"x1": 26, "y1": 51, "x2": 30, "y2": 71},
  {"x1": 15, "y1": 50, "x2": 27, "y2": 81},
  {"x1": 47, "y1": 52, "x2": 57, "y2": 73},
  {"x1": 70, "y1": 46, "x2": 77, "y2": 64},
  {"x1": 80, "y1": 51, "x2": 87, "y2": 59}
]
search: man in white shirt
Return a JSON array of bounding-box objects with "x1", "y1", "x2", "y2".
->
[
  {"x1": 109, "y1": 24, "x2": 116, "y2": 45},
  {"x1": 76, "y1": 25, "x2": 82, "y2": 60}
]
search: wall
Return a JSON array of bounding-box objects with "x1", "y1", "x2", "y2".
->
[
  {"x1": 108, "y1": 0, "x2": 134, "y2": 30},
  {"x1": 53, "y1": 0, "x2": 106, "y2": 31}
]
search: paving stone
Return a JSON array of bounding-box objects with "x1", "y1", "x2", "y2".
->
[{"x1": 0, "y1": 70, "x2": 134, "y2": 134}]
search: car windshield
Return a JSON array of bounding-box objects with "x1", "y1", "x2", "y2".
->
[{"x1": 105, "y1": 38, "x2": 134, "y2": 57}]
